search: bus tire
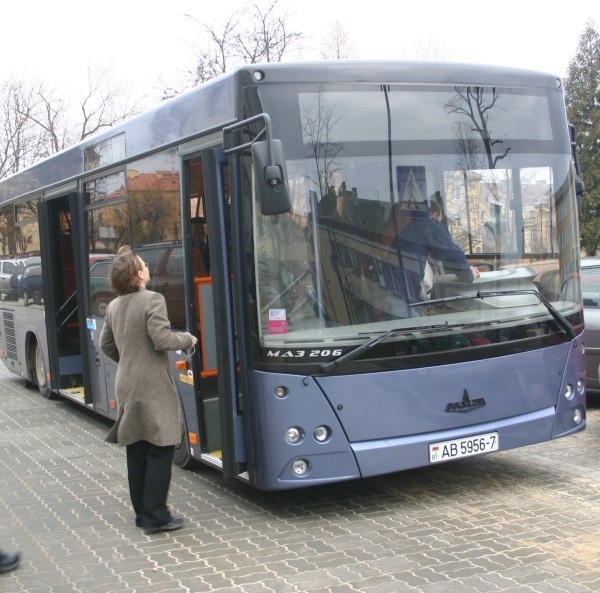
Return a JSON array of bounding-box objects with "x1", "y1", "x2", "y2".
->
[
  {"x1": 173, "y1": 423, "x2": 201, "y2": 469},
  {"x1": 33, "y1": 342, "x2": 54, "y2": 399}
]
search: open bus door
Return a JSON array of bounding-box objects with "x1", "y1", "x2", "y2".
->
[
  {"x1": 38, "y1": 193, "x2": 91, "y2": 403},
  {"x1": 178, "y1": 149, "x2": 247, "y2": 482},
  {"x1": 183, "y1": 127, "x2": 291, "y2": 485},
  {"x1": 205, "y1": 148, "x2": 248, "y2": 481}
]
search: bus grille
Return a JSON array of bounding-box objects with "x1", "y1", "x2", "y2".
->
[{"x1": 2, "y1": 311, "x2": 18, "y2": 361}]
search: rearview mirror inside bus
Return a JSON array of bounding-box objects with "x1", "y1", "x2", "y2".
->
[{"x1": 251, "y1": 139, "x2": 292, "y2": 215}]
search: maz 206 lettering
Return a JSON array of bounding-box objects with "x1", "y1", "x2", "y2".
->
[{"x1": 266, "y1": 349, "x2": 344, "y2": 359}]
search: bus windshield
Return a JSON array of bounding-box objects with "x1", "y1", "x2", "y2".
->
[{"x1": 246, "y1": 82, "x2": 582, "y2": 370}]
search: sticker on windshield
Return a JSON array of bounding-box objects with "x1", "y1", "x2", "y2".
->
[{"x1": 268, "y1": 309, "x2": 288, "y2": 334}]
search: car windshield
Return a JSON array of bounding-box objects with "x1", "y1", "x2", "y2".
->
[
  {"x1": 2, "y1": 261, "x2": 18, "y2": 274},
  {"x1": 24, "y1": 265, "x2": 41, "y2": 276}
]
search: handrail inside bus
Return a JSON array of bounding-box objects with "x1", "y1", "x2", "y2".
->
[{"x1": 57, "y1": 291, "x2": 78, "y2": 329}]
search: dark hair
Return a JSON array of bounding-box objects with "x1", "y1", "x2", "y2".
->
[{"x1": 110, "y1": 249, "x2": 143, "y2": 296}]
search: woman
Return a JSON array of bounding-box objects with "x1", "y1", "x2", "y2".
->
[{"x1": 100, "y1": 249, "x2": 197, "y2": 534}]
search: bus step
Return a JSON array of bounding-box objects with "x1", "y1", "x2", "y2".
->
[{"x1": 59, "y1": 387, "x2": 86, "y2": 401}]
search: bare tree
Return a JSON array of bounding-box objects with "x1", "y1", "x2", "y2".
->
[
  {"x1": 181, "y1": 0, "x2": 303, "y2": 90},
  {"x1": 445, "y1": 86, "x2": 511, "y2": 169},
  {"x1": 0, "y1": 67, "x2": 141, "y2": 180},
  {"x1": 320, "y1": 22, "x2": 356, "y2": 60},
  {"x1": 301, "y1": 90, "x2": 343, "y2": 201},
  {"x1": 0, "y1": 78, "x2": 49, "y2": 178},
  {"x1": 234, "y1": 1, "x2": 302, "y2": 63},
  {"x1": 407, "y1": 39, "x2": 448, "y2": 61},
  {"x1": 28, "y1": 66, "x2": 140, "y2": 153},
  {"x1": 183, "y1": 15, "x2": 240, "y2": 88}
]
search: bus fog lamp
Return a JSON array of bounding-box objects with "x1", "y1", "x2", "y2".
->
[
  {"x1": 314, "y1": 426, "x2": 329, "y2": 442},
  {"x1": 577, "y1": 379, "x2": 585, "y2": 395},
  {"x1": 274, "y1": 386, "x2": 288, "y2": 398},
  {"x1": 292, "y1": 459, "x2": 309, "y2": 476},
  {"x1": 573, "y1": 408, "x2": 583, "y2": 424},
  {"x1": 563, "y1": 384, "x2": 574, "y2": 400},
  {"x1": 285, "y1": 427, "x2": 302, "y2": 444}
]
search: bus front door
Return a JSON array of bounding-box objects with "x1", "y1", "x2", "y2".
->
[{"x1": 181, "y1": 150, "x2": 247, "y2": 481}]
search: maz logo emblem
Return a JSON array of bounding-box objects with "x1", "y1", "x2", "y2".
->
[{"x1": 445, "y1": 389, "x2": 486, "y2": 413}]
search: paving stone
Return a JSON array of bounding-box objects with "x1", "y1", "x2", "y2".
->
[{"x1": 2, "y1": 365, "x2": 600, "y2": 592}]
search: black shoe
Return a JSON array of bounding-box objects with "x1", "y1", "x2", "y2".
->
[
  {"x1": 143, "y1": 517, "x2": 184, "y2": 535},
  {"x1": 0, "y1": 550, "x2": 21, "y2": 573}
]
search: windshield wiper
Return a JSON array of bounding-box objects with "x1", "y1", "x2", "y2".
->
[
  {"x1": 319, "y1": 322, "x2": 453, "y2": 374},
  {"x1": 413, "y1": 289, "x2": 575, "y2": 340},
  {"x1": 319, "y1": 289, "x2": 577, "y2": 375},
  {"x1": 478, "y1": 289, "x2": 576, "y2": 340}
]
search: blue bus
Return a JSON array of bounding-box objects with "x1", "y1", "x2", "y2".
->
[{"x1": 0, "y1": 61, "x2": 586, "y2": 489}]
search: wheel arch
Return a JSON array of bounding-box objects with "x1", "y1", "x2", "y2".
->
[{"x1": 24, "y1": 330, "x2": 41, "y2": 384}]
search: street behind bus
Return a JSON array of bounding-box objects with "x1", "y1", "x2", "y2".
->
[{"x1": 1, "y1": 362, "x2": 599, "y2": 593}]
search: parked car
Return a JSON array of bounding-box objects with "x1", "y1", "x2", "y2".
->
[
  {"x1": 16, "y1": 256, "x2": 41, "y2": 272},
  {"x1": 10, "y1": 256, "x2": 42, "y2": 294},
  {"x1": 582, "y1": 257, "x2": 600, "y2": 392},
  {"x1": 135, "y1": 242, "x2": 185, "y2": 328},
  {"x1": 0, "y1": 259, "x2": 20, "y2": 300},
  {"x1": 19, "y1": 263, "x2": 43, "y2": 305},
  {"x1": 89, "y1": 259, "x2": 113, "y2": 316}
]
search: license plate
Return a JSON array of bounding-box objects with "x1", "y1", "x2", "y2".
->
[{"x1": 429, "y1": 432, "x2": 499, "y2": 463}]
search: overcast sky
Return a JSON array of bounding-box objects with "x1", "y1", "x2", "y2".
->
[{"x1": 1, "y1": 0, "x2": 598, "y2": 108}]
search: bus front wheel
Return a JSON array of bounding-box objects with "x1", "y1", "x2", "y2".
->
[{"x1": 33, "y1": 342, "x2": 54, "y2": 399}]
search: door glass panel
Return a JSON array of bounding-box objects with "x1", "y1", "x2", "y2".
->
[
  {"x1": 128, "y1": 148, "x2": 183, "y2": 327},
  {"x1": 86, "y1": 203, "x2": 130, "y2": 315}
]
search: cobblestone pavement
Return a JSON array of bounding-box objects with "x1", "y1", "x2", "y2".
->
[{"x1": 1, "y1": 363, "x2": 599, "y2": 593}]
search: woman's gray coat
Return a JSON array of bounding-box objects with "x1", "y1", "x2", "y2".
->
[{"x1": 99, "y1": 288, "x2": 195, "y2": 447}]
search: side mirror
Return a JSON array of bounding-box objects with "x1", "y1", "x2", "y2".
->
[{"x1": 251, "y1": 139, "x2": 292, "y2": 215}]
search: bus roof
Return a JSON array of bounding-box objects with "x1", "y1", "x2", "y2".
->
[{"x1": 236, "y1": 59, "x2": 561, "y2": 88}]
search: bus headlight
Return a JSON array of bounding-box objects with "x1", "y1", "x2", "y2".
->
[
  {"x1": 563, "y1": 384, "x2": 574, "y2": 400},
  {"x1": 576, "y1": 379, "x2": 585, "y2": 396},
  {"x1": 274, "y1": 386, "x2": 288, "y2": 398},
  {"x1": 285, "y1": 427, "x2": 303, "y2": 444},
  {"x1": 313, "y1": 426, "x2": 329, "y2": 442},
  {"x1": 292, "y1": 459, "x2": 310, "y2": 476}
]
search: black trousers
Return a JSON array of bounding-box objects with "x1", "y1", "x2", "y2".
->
[{"x1": 126, "y1": 440, "x2": 175, "y2": 528}]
